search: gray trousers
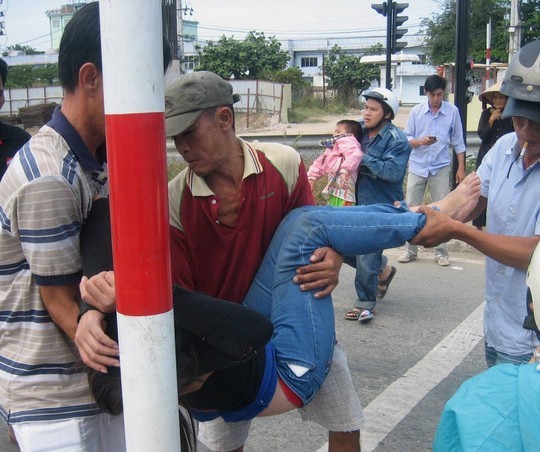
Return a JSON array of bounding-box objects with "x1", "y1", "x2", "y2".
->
[{"x1": 405, "y1": 166, "x2": 450, "y2": 258}]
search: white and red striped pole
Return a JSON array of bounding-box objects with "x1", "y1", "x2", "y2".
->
[{"x1": 99, "y1": 1, "x2": 180, "y2": 451}]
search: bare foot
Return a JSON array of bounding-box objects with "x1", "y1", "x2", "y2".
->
[
  {"x1": 409, "y1": 173, "x2": 481, "y2": 222},
  {"x1": 378, "y1": 265, "x2": 392, "y2": 281}
]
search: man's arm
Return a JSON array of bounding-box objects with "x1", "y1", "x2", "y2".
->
[
  {"x1": 451, "y1": 107, "x2": 467, "y2": 184},
  {"x1": 455, "y1": 151, "x2": 466, "y2": 184},
  {"x1": 76, "y1": 309, "x2": 120, "y2": 373},
  {"x1": 39, "y1": 283, "x2": 80, "y2": 341},
  {"x1": 75, "y1": 273, "x2": 120, "y2": 372},
  {"x1": 412, "y1": 206, "x2": 540, "y2": 269},
  {"x1": 409, "y1": 136, "x2": 437, "y2": 148}
]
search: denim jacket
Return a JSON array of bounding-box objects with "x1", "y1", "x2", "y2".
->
[{"x1": 356, "y1": 121, "x2": 411, "y2": 205}]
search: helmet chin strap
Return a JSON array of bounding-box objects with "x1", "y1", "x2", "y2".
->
[{"x1": 366, "y1": 118, "x2": 390, "y2": 132}]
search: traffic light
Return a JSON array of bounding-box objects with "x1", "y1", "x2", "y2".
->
[
  {"x1": 391, "y1": 3, "x2": 408, "y2": 54},
  {"x1": 371, "y1": 2, "x2": 388, "y2": 16}
]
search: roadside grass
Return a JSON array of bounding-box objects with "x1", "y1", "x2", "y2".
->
[{"x1": 289, "y1": 98, "x2": 352, "y2": 124}]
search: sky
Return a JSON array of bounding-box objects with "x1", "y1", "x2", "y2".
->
[{"x1": 0, "y1": 0, "x2": 441, "y2": 51}]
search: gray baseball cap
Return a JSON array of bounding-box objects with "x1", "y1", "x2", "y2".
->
[{"x1": 165, "y1": 71, "x2": 240, "y2": 137}]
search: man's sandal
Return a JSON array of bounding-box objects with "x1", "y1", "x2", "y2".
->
[
  {"x1": 377, "y1": 266, "x2": 397, "y2": 300},
  {"x1": 344, "y1": 308, "x2": 362, "y2": 320},
  {"x1": 358, "y1": 309, "x2": 375, "y2": 322},
  {"x1": 345, "y1": 308, "x2": 375, "y2": 321}
]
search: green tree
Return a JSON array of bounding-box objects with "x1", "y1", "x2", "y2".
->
[
  {"x1": 262, "y1": 67, "x2": 310, "y2": 93},
  {"x1": 195, "y1": 31, "x2": 289, "y2": 80},
  {"x1": 421, "y1": 0, "x2": 510, "y2": 65},
  {"x1": 322, "y1": 45, "x2": 379, "y2": 107},
  {"x1": 521, "y1": 0, "x2": 540, "y2": 45},
  {"x1": 3, "y1": 44, "x2": 44, "y2": 56},
  {"x1": 5, "y1": 64, "x2": 59, "y2": 88},
  {"x1": 421, "y1": 0, "x2": 540, "y2": 65}
]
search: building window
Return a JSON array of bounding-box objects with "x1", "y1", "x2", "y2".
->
[
  {"x1": 52, "y1": 19, "x2": 60, "y2": 28},
  {"x1": 184, "y1": 55, "x2": 198, "y2": 70},
  {"x1": 301, "y1": 57, "x2": 318, "y2": 68},
  {"x1": 419, "y1": 86, "x2": 425, "y2": 96}
]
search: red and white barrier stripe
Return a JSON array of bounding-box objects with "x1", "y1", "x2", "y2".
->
[{"x1": 99, "y1": 1, "x2": 180, "y2": 450}]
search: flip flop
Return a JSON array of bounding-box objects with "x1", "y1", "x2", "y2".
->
[
  {"x1": 344, "y1": 308, "x2": 362, "y2": 321},
  {"x1": 377, "y1": 266, "x2": 397, "y2": 300},
  {"x1": 358, "y1": 309, "x2": 374, "y2": 322}
]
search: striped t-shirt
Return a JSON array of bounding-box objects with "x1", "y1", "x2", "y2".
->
[{"x1": 0, "y1": 107, "x2": 108, "y2": 423}]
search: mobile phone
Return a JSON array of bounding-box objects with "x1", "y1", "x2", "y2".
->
[{"x1": 429, "y1": 136, "x2": 437, "y2": 142}]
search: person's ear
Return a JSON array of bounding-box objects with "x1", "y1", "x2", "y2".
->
[
  {"x1": 214, "y1": 106, "x2": 234, "y2": 131},
  {"x1": 79, "y1": 62, "x2": 102, "y2": 94}
]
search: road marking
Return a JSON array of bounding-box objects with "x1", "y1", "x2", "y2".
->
[{"x1": 315, "y1": 302, "x2": 485, "y2": 452}]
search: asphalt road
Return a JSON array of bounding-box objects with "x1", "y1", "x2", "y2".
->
[
  {"x1": 0, "y1": 245, "x2": 486, "y2": 452},
  {"x1": 241, "y1": 245, "x2": 487, "y2": 452}
]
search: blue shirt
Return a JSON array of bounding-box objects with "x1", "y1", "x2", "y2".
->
[
  {"x1": 404, "y1": 100, "x2": 466, "y2": 177},
  {"x1": 356, "y1": 121, "x2": 411, "y2": 205},
  {"x1": 477, "y1": 132, "x2": 540, "y2": 356}
]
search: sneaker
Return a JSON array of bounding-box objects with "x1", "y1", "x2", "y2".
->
[
  {"x1": 398, "y1": 252, "x2": 417, "y2": 263},
  {"x1": 435, "y1": 256, "x2": 450, "y2": 266}
]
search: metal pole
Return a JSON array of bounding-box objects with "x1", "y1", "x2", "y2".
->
[
  {"x1": 99, "y1": 1, "x2": 180, "y2": 450},
  {"x1": 385, "y1": 0, "x2": 393, "y2": 89},
  {"x1": 453, "y1": 0, "x2": 470, "y2": 189},
  {"x1": 486, "y1": 17, "x2": 491, "y2": 87},
  {"x1": 322, "y1": 54, "x2": 326, "y2": 107},
  {"x1": 508, "y1": 0, "x2": 521, "y2": 61}
]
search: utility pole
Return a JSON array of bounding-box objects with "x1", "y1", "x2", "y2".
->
[
  {"x1": 162, "y1": 0, "x2": 178, "y2": 60},
  {"x1": 508, "y1": 0, "x2": 521, "y2": 61},
  {"x1": 485, "y1": 17, "x2": 492, "y2": 87},
  {"x1": 453, "y1": 0, "x2": 471, "y2": 189}
]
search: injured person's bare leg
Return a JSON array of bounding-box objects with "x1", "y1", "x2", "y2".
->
[{"x1": 409, "y1": 172, "x2": 481, "y2": 222}]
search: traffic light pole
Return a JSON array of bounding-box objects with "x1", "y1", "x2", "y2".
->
[
  {"x1": 385, "y1": 0, "x2": 393, "y2": 89},
  {"x1": 453, "y1": 0, "x2": 471, "y2": 189}
]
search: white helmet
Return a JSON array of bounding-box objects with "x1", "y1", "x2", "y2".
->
[{"x1": 362, "y1": 88, "x2": 399, "y2": 119}]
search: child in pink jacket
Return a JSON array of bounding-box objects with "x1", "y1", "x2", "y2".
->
[{"x1": 307, "y1": 120, "x2": 364, "y2": 206}]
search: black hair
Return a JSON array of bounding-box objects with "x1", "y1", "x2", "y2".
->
[
  {"x1": 424, "y1": 74, "x2": 447, "y2": 93},
  {"x1": 337, "y1": 119, "x2": 363, "y2": 142},
  {"x1": 58, "y1": 2, "x2": 173, "y2": 92},
  {"x1": 87, "y1": 312, "x2": 197, "y2": 451},
  {"x1": 58, "y1": 2, "x2": 101, "y2": 92},
  {"x1": 0, "y1": 59, "x2": 8, "y2": 86}
]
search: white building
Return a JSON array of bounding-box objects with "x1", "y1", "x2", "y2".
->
[{"x1": 181, "y1": 20, "x2": 436, "y2": 105}]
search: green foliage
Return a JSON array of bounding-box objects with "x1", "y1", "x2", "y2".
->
[
  {"x1": 521, "y1": 0, "x2": 540, "y2": 45},
  {"x1": 322, "y1": 45, "x2": 379, "y2": 108},
  {"x1": 195, "y1": 31, "x2": 289, "y2": 80},
  {"x1": 422, "y1": 0, "x2": 510, "y2": 65},
  {"x1": 262, "y1": 67, "x2": 310, "y2": 94},
  {"x1": 3, "y1": 45, "x2": 44, "y2": 56},
  {"x1": 5, "y1": 64, "x2": 59, "y2": 88},
  {"x1": 422, "y1": 0, "x2": 540, "y2": 65},
  {"x1": 288, "y1": 94, "x2": 350, "y2": 123}
]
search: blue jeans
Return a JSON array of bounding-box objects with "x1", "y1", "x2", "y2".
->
[
  {"x1": 243, "y1": 204, "x2": 426, "y2": 404},
  {"x1": 484, "y1": 341, "x2": 533, "y2": 367},
  {"x1": 345, "y1": 252, "x2": 387, "y2": 310}
]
